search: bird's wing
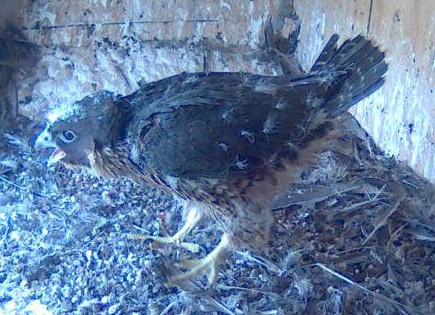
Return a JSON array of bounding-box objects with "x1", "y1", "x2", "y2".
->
[
  {"x1": 123, "y1": 35, "x2": 387, "y2": 181},
  {"x1": 125, "y1": 72, "x2": 312, "y2": 180}
]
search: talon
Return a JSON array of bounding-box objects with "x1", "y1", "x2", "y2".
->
[
  {"x1": 167, "y1": 233, "x2": 231, "y2": 286},
  {"x1": 128, "y1": 233, "x2": 200, "y2": 252},
  {"x1": 128, "y1": 206, "x2": 202, "y2": 253}
]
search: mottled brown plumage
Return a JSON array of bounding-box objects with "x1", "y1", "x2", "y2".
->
[{"x1": 35, "y1": 34, "x2": 387, "y2": 284}]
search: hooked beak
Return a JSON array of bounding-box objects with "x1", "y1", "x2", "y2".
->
[{"x1": 35, "y1": 128, "x2": 66, "y2": 167}]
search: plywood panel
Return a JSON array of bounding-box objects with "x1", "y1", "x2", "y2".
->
[
  {"x1": 20, "y1": 0, "x2": 286, "y2": 121},
  {"x1": 295, "y1": 0, "x2": 435, "y2": 183},
  {"x1": 23, "y1": 0, "x2": 281, "y2": 47}
]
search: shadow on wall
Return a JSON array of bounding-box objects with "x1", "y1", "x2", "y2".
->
[
  {"x1": 0, "y1": 0, "x2": 25, "y2": 31},
  {"x1": 0, "y1": 0, "x2": 40, "y2": 130}
]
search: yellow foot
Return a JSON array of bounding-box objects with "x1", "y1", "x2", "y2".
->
[
  {"x1": 128, "y1": 233, "x2": 200, "y2": 253},
  {"x1": 128, "y1": 206, "x2": 202, "y2": 253},
  {"x1": 167, "y1": 233, "x2": 231, "y2": 286}
]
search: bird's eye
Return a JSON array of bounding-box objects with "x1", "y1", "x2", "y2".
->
[{"x1": 60, "y1": 130, "x2": 76, "y2": 143}]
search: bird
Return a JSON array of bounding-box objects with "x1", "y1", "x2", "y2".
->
[{"x1": 35, "y1": 34, "x2": 387, "y2": 285}]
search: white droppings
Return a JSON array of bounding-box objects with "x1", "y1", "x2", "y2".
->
[
  {"x1": 10, "y1": 230, "x2": 20, "y2": 241},
  {"x1": 247, "y1": 2, "x2": 263, "y2": 48},
  {"x1": 220, "y1": 1, "x2": 231, "y2": 11},
  {"x1": 25, "y1": 300, "x2": 53, "y2": 315},
  {"x1": 320, "y1": 12, "x2": 326, "y2": 34}
]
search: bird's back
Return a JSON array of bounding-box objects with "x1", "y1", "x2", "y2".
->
[{"x1": 123, "y1": 35, "x2": 387, "y2": 188}]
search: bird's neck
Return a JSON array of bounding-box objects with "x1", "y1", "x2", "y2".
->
[{"x1": 93, "y1": 99, "x2": 134, "y2": 146}]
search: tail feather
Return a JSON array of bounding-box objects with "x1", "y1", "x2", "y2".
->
[
  {"x1": 310, "y1": 34, "x2": 339, "y2": 72},
  {"x1": 311, "y1": 34, "x2": 387, "y2": 116}
]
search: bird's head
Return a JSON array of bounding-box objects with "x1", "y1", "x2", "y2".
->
[{"x1": 35, "y1": 91, "x2": 126, "y2": 169}]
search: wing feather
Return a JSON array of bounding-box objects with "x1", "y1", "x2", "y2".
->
[{"x1": 126, "y1": 73, "x2": 309, "y2": 180}]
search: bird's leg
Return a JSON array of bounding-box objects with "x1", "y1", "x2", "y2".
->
[
  {"x1": 168, "y1": 233, "x2": 231, "y2": 286},
  {"x1": 129, "y1": 206, "x2": 201, "y2": 253}
]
